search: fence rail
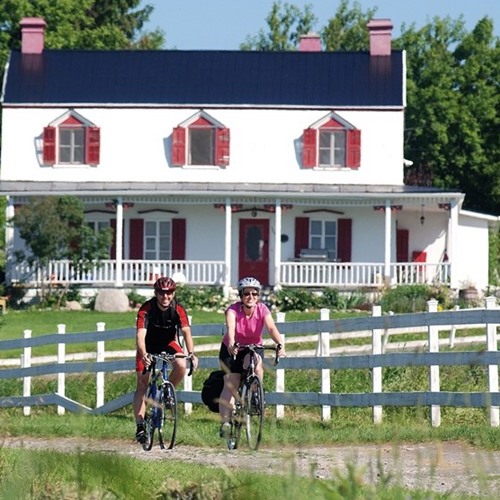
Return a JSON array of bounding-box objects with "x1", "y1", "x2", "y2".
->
[{"x1": 0, "y1": 298, "x2": 499, "y2": 425}]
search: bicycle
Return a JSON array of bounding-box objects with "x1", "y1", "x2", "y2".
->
[
  {"x1": 141, "y1": 352, "x2": 193, "y2": 451},
  {"x1": 226, "y1": 343, "x2": 280, "y2": 451}
]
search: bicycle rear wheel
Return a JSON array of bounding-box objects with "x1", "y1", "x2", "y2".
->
[
  {"x1": 245, "y1": 376, "x2": 264, "y2": 450},
  {"x1": 158, "y1": 381, "x2": 177, "y2": 450}
]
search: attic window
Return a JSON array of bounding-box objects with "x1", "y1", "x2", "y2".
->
[
  {"x1": 172, "y1": 112, "x2": 230, "y2": 167},
  {"x1": 302, "y1": 114, "x2": 361, "y2": 169},
  {"x1": 42, "y1": 114, "x2": 100, "y2": 166}
]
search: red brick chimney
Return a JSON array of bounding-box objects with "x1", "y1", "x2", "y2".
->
[
  {"x1": 367, "y1": 19, "x2": 393, "y2": 56},
  {"x1": 298, "y1": 32, "x2": 322, "y2": 52},
  {"x1": 20, "y1": 17, "x2": 47, "y2": 54}
]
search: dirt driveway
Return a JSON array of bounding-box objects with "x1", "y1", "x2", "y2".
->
[{"x1": 3, "y1": 436, "x2": 500, "y2": 496}]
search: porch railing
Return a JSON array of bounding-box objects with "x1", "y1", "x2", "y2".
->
[{"x1": 8, "y1": 259, "x2": 450, "y2": 288}]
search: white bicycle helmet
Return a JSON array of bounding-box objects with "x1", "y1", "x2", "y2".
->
[{"x1": 237, "y1": 276, "x2": 262, "y2": 292}]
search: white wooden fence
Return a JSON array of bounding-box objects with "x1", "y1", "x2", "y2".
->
[{"x1": 0, "y1": 297, "x2": 499, "y2": 426}]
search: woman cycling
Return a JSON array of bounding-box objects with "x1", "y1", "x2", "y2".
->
[{"x1": 218, "y1": 276, "x2": 285, "y2": 438}]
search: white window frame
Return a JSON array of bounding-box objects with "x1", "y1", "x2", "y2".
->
[
  {"x1": 310, "y1": 219, "x2": 337, "y2": 259},
  {"x1": 319, "y1": 129, "x2": 346, "y2": 168},
  {"x1": 144, "y1": 220, "x2": 172, "y2": 260}
]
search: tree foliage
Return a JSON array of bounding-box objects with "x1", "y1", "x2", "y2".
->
[
  {"x1": 12, "y1": 196, "x2": 113, "y2": 304},
  {"x1": 242, "y1": 1, "x2": 500, "y2": 217},
  {"x1": 0, "y1": 0, "x2": 164, "y2": 75},
  {"x1": 240, "y1": 1, "x2": 317, "y2": 51}
]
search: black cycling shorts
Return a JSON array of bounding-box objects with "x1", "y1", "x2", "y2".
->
[{"x1": 218, "y1": 343, "x2": 264, "y2": 374}]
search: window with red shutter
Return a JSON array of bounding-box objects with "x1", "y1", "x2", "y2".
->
[
  {"x1": 43, "y1": 126, "x2": 56, "y2": 165},
  {"x1": 303, "y1": 113, "x2": 361, "y2": 170},
  {"x1": 173, "y1": 112, "x2": 230, "y2": 167}
]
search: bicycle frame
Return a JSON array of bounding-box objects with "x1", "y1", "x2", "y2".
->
[
  {"x1": 142, "y1": 352, "x2": 192, "y2": 451},
  {"x1": 227, "y1": 343, "x2": 279, "y2": 451}
]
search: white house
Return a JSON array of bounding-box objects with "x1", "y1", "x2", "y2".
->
[{"x1": 0, "y1": 17, "x2": 497, "y2": 296}]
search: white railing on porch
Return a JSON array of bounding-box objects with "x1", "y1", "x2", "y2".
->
[
  {"x1": 8, "y1": 259, "x2": 226, "y2": 286},
  {"x1": 279, "y1": 261, "x2": 450, "y2": 287},
  {"x1": 8, "y1": 259, "x2": 450, "y2": 288}
]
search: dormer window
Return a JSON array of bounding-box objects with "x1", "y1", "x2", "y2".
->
[
  {"x1": 172, "y1": 111, "x2": 230, "y2": 167},
  {"x1": 42, "y1": 111, "x2": 100, "y2": 166},
  {"x1": 302, "y1": 112, "x2": 360, "y2": 169}
]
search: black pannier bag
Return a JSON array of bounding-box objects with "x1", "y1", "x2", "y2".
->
[{"x1": 201, "y1": 370, "x2": 225, "y2": 412}]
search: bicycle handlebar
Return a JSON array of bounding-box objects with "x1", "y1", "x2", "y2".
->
[
  {"x1": 233, "y1": 343, "x2": 282, "y2": 366},
  {"x1": 142, "y1": 352, "x2": 194, "y2": 376}
]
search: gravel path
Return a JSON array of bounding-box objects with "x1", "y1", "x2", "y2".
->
[{"x1": 3, "y1": 437, "x2": 500, "y2": 496}]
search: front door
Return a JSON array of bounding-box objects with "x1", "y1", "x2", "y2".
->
[{"x1": 238, "y1": 219, "x2": 269, "y2": 285}]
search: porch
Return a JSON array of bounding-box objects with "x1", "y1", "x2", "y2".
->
[{"x1": 7, "y1": 259, "x2": 451, "y2": 289}]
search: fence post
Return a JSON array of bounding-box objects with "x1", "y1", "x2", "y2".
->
[
  {"x1": 22, "y1": 329, "x2": 32, "y2": 416},
  {"x1": 449, "y1": 305, "x2": 460, "y2": 348},
  {"x1": 96, "y1": 322, "x2": 106, "y2": 408},
  {"x1": 57, "y1": 324, "x2": 66, "y2": 415},
  {"x1": 485, "y1": 296, "x2": 499, "y2": 427},
  {"x1": 372, "y1": 305, "x2": 383, "y2": 424},
  {"x1": 183, "y1": 316, "x2": 193, "y2": 415},
  {"x1": 275, "y1": 312, "x2": 286, "y2": 419},
  {"x1": 319, "y1": 308, "x2": 331, "y2": 421},
  {"x1": 427, "y1": 299, "x2": 441, "y2": 427}
]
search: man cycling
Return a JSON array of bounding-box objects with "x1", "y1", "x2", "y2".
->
[{"x1": 133, "y1": 276, "x2": 198, "y2": 443}]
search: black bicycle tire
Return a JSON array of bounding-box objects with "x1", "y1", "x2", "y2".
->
[
  {"x1": 159, "y1": 381, "x2": 177, "y2": 450},
  {"x1": 245, "y1": 376, "x2": 264, "y2": 450},
  {"x1": 143, "y1": 386, "x2": 155, "y2": 451}
]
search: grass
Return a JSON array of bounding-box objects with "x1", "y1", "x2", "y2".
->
[{"x1": 1, "y1": 308, "x2": 500, "y2": 498}]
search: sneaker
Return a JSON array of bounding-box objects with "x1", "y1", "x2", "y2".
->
[
  {"x1": 219, "y1": 422, "x2": 231, "y2": 439},
  {"x1": 135, "y1": 423, "x2": 146, "y2": 443}
]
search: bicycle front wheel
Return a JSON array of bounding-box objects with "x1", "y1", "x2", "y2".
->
[
  {"x1": 158, "y1": 381, "x2": 177, "y2": 450},
  {"x1": 245, "y1": 376, "x2": 264, "y2": 450}
]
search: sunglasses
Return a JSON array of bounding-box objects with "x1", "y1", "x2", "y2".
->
[
  {"x1": 243, "y1": 291, "x2": 259, "y2": 297},
  {"x1": 157, "y1": 290, "x2": 174, "y2": 296}
]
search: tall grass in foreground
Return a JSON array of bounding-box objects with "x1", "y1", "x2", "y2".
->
[{"x1": 0, "y1": 447, "x2": 474, "y2": 499}]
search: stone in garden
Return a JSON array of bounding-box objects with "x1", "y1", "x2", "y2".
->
[{"x1": 94, "y1": 289, "x2": 130, "y2": 312}]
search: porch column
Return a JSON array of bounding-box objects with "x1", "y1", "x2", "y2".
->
[
  {"x1": 273, "y1": 200, "x2": 282, "y2": 289},
  {"x1": 448, "y1": 201, "x2": 459, "y2": 289},
  {"x1": 223, "y1": 198, "x2": 232, "y2": 299},
  {"x1": 5, "y1": 197, "x2": 14, "y2": 285},
  {"x1": 384, "y1": 199, "x2": 392, "y2": 285},
  {"x1": 115, "y1": 197, "x2": 123, "y2": 286}
]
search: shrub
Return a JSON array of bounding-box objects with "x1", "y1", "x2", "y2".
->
[
  {"x1": 174, "y1": 285, "x2": 229, "y2": 312},
  {"x1": 380, "y1": 284, "x2": 452, "y2": 313}
]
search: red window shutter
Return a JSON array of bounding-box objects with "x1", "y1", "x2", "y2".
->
[
  {"x1": 86, "y1": 126, "x2": 100, "y2": 165},
  {"x1": 216, "y1": 127, "x2": 230, "y2": 166},
  {"x1": 302, "y1": 128, "x2": 317, "y2": 168},
  {"x1": 337, "y1": 218, "x2": 352, "y2": 262},
  {"x1": 110, "y1": 219, "x2": 117, "y2": 259},
  {"x1": 172, "y1": 218, "x2": 186, "y2": 259},
  {"x1": 396, "y1": 229, "x2": 409, "y2": 262},
  {"x1": 129, "y1": 219, "x2": 144, "y2": 259},
  {"x1": 43, "y1": 126, "x2": 56, "y2": 165},
  {"x1": 346, "y1": 129, "x2": 361, "y2": 169},
  {"x1": 294, "y1": 217, "x2": 309, "y2": 258},
  {"x1": 172, "y1": 127, "x2": 186, "y2": 165}
]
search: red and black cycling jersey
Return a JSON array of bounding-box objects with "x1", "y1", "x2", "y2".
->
[{"x1": 136, "y1": 298, "x2": 190, "y2": 354}]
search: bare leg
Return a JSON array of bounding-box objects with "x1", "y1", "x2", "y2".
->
[
  {"x1": 133, "y1": 371, "x2": 150, "y2": 423},
  {"x1": 219, "y1": 372, "x2": 241, "y2": 423},
  {"x1": 169, "y1": 357, "x2": 187, "y2": 387}
]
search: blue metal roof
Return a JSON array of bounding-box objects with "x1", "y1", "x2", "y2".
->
[{"x1": 3, "y1": 49, "x2": 404, "y2": 107}]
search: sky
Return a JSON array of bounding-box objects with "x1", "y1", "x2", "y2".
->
[{"x1": 140, "y1": 0, "x2": 500, "y2": 50}]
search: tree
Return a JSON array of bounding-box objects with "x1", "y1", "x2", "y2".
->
[
  {"x1": 240, "y1": 1, "x2": 317, "y2": 51},
  {"x1": 398, "y1": 16, "x2": 500, "y2": 215},
  {"x1": 11, "y1": 196, "x2": 113, "y2": 306}
]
